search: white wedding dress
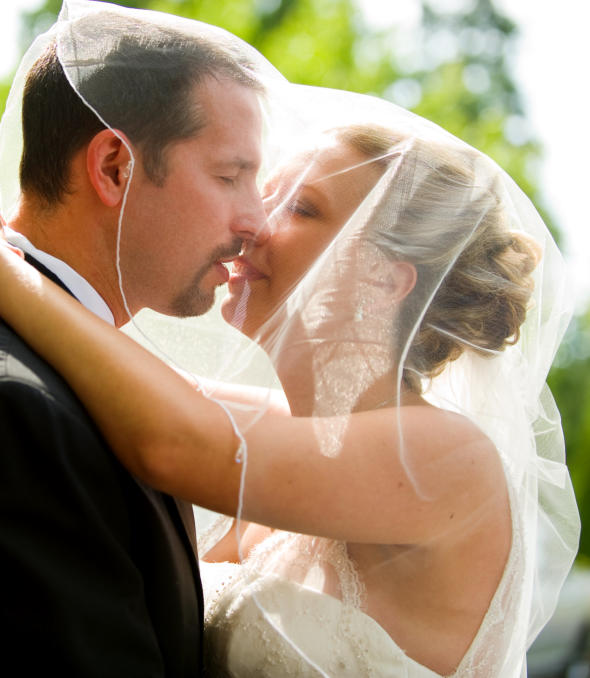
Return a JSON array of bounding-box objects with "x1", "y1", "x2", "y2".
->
[{"x1": 199, "y1": 507, "x2": 524, "y2": 678}]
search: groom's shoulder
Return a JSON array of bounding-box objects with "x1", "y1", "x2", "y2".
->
[{"x1": 0, "y1": 316, "x2": 89, "y2": 421}]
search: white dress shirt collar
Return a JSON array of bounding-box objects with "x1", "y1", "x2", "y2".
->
[{"x1": 6, "y1": 227, "x2": 115, "y2": 326}]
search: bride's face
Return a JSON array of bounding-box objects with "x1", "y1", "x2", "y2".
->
[{"x1": 220, "y1": 138, "x2": 384, "y2": 337}]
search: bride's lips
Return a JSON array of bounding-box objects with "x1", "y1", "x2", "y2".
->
[{"x1": 229, "y1": 256, "x2": 268, "y2": 283}]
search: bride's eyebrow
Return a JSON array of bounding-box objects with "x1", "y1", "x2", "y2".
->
[{"x1": 264, "y1": 172, "x2": 332, "y2": 210}]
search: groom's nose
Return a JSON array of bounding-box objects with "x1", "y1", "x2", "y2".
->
[{"x1": 232, "y1": 193, "x2": 270, "y2": 245}]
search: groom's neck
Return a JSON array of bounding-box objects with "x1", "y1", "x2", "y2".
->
[{"x1": 9, "y1": 197, "x2": 131, "y2": 327}]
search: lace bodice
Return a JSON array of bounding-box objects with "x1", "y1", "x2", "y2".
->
[
  {"x1": 202, "y1": 558, "x2": 441, "y2": 677},
  {"x1": 200, "y1": 508, "x2": 524, "y2": 678}
]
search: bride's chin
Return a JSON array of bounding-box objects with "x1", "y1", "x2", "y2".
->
[
  {"x1": 219, "y1": 293, "x2": 255, "y2": 337},
  {"x1": 221, "y1": 296, "x2": 278, "y2": 351},
  {"x1": 220, "y1": 294, "x2": 240, "y2": 326}
]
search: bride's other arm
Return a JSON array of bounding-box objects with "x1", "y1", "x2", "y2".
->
[
  {"x1": 202, "y1": 521, "x2": 274, "y2": 563},
  {"x1": 180, "y1": 372, "x2": 290, "y2": 417},
  {"x1": 0, "y1": 246, "x2": 503, "y2": 546}
]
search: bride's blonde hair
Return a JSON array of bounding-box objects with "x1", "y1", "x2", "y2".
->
[{"x1": 332, "y1": 124, "x2": 541, "y2": 392}]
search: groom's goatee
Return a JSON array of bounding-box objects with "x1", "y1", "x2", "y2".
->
[{"x1": 171, "y1": 237, "x2": 244, "y2": 317}]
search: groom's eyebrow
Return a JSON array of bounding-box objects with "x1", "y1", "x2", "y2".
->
[{"x1": 214, "y1": 157, "x2": 259, "y2": 172}]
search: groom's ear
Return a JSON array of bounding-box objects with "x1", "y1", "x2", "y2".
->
[{"x1": 86, "y1": 129, "x2": 133, "y2": 207}]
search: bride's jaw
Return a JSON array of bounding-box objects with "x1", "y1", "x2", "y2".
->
[
  {"x1": 221, "y1": 286, "x2": 284, "y2": 353},
  {"x1": 220, "y1": 255, "x2": 269, "y2": 336}
]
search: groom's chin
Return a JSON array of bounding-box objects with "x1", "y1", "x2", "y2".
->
[{"x1": 167, "y1": 287, "x2": 216, "y2": 319}]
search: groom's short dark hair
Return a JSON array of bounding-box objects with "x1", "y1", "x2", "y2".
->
[{"x1": 19, "y1": 14, "x2": 262, "y2": 206}]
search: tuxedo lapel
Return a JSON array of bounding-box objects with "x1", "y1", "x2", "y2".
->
[
  {"x1": 25, "y1": 253, "x2": 201, "y2": 559},
  {"x1": 173, "y1": 497, "x2": 199, "y2": 555}
]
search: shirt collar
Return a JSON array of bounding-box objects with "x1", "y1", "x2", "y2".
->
[{"x1": 6, "y1": 227, "x2": 115, "y2": 326}]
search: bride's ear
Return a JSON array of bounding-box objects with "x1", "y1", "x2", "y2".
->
[
  {"x1": 86, "y1": 129, "x2": 133, "y2": 207},
  {"x1": 387, "y1": 261, "x2": 417, "y2": 302}
]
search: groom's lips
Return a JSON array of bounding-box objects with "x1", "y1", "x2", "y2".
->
[
  {"x1": 214, "y1": 251, "x2": 243, "y2": 284},
  {"x1": 229, "y1": 256, "x2": 267, "y2": 282},
  {"x1": 213, "y1": 261, "x2": 231, "y2": 283}
]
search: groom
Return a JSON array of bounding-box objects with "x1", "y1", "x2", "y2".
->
[{"x1": 0, "y1": 13, "x2": 267, "y2": 678}]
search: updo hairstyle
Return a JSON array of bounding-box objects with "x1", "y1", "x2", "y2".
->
[{"x1": 332, "y1": 125, "x2": 541, "y2": 392}]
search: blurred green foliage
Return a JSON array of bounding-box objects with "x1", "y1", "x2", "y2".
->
[
  {"x1": 548, "y1": 309, "x2": 590, "y2": 558},
  {"x1": 3, "y1": 0, "x2": 589, "y2": 557}
]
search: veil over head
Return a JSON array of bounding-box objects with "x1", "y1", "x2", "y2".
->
[
  {"x1": 0, "y1": 2, "x2": 579, "y2": 676},
  {"x1": 202, "y1": 86, "x2": 579, "y2": 677}
]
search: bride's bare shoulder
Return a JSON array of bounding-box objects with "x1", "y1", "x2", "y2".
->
[{"x1": 366, "y1": 397, "x2": 496, "y2": 454}]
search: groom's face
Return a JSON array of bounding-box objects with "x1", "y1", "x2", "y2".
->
[{"x1": 120, "y1": 76, "x2": 267, "y2": 318}]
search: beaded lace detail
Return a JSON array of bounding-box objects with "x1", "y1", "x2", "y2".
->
[
  {"x1": 246, "y1": 532, "x2": 367, "y2": 609},
  {"x1": 446, "y1": 481, "x2": 525, "y2": 677},
  {"x1": 202, "y1": 477, "x2": 524, "y2": 677},
  {"x1": 203, "y1": 533, "x2": 378, "y2": 677}
]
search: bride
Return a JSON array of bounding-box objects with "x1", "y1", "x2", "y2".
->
[
  {"x1": 198, "y1": 120, "x2": 535, "y2": 677},
  {"x1": 0, "y1": 3, "x2": 579, "y2": 677}
]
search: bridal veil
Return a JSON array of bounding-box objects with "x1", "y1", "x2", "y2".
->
[{"x1": 0, "y1": 1, "x2": 579, "y2": 676}]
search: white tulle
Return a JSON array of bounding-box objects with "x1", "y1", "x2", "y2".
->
[{"x1": 0, "y1": 2, "x2": 579, "y2": 676}]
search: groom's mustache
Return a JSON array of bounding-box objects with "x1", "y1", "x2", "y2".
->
[{"x1": 212, "y1": 238, "x2": 245, "y2": 268}]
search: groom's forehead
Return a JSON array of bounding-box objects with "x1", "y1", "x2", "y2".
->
[{"x1": 190, "y1": 78, "x2": 262, "y2": 147}]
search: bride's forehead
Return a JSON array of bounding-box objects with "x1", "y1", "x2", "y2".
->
[{"x1": 263, "y1": 140, "x2": 365, "y2": 191}]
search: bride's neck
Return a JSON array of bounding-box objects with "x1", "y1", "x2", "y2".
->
[{"x1": 276, "y1": 342, "x2": 405, "y2": 417}]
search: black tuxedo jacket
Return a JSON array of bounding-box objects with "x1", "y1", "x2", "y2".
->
[{"x1": 0, "y1": 255, "x2": 204, "y2": 676}]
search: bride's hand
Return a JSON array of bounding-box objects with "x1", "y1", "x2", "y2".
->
[{"x1": 0, "y1": 216, "x2": 24, "y2": 259}]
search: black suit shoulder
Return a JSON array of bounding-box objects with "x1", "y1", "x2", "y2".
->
[
  {"x1": 0, "y1": 316, "x2": 103, "y2": 424},
  {"x1": 0, "y1": 317, "x2": 202, "y2": 676}
]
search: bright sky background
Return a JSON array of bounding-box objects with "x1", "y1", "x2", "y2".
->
[{"x1": 1, "y1": 0, "x2": 589, "y2": 309}]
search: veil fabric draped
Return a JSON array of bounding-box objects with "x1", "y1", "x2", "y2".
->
[{"x1": 0, "y1": 2, "x2": 579, "y2": 676}]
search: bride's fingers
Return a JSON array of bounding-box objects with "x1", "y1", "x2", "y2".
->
[{"x1": 0, "y1": 220, "x2": 25, "y2": 259}]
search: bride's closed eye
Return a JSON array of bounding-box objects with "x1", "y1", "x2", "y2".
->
[
  {"x1": 286, "y1": 198, "x2": 320, "y2": 219},
  {"x1": 262, "y1": 188, "x2": 320, "y2": 220}
]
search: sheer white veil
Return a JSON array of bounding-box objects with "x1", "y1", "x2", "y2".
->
[
  {"x1": 0, "y1": 2, "x2": 579, "y2": 676},
  {"x1": 219, "y1": 86, "x2": 579, "y2": 675}
]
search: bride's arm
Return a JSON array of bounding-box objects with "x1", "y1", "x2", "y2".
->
[
  {"x1": 0, "y1": 245, "x2": 244, "y2": 511},
  {"x1": 0, "y1": 246, "x2": 503, "y2": 544}
]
